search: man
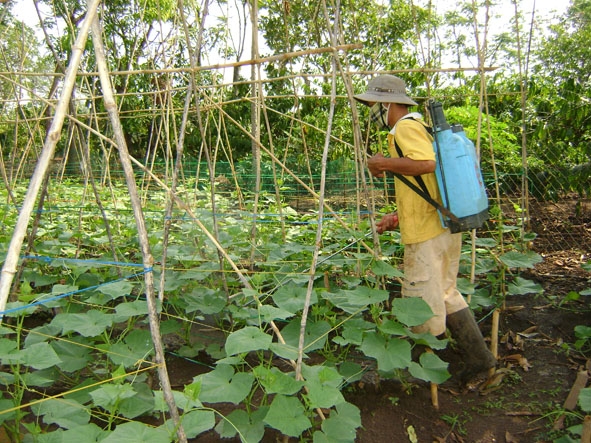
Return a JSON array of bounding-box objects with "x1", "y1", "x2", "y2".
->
[{"x1": 353, "y1": 74, "x2": 496, "y2": 384}]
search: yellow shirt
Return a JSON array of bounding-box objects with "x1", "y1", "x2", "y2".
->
[{"x1": 387, "y1": 117, "x2": 446, "y2": 244}]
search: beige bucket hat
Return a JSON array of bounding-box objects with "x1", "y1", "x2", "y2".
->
[{"x1": 353, "y1": 74, "x2": 418, "y2": 106}]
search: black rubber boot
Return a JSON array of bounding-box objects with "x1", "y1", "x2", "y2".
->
[{"x1": 446, "y1": 308, "x2": 496, "y2": 386}]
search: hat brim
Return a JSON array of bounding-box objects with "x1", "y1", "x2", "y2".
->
[{"x1": 353, "y1": 92, "x2": 418, "y2": 107}]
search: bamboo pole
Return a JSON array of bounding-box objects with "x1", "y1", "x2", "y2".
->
[
  {"x1": 89, "y1": 17, "x2": 187, "y2": 442},
  {"x1": 0, "y1": 0, "x2": 102, "y2": 320}
]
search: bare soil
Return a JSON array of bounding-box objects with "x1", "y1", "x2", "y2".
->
[{"x1": 175, "y1": 197, "x2": 591, "y2": 443}]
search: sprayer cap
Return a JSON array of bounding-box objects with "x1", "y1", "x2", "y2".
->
[{"x1": 354, "y1": 75, "x2": 418, "y2": 107}]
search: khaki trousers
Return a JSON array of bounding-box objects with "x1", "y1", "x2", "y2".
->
[{"x1": 402, "y1": 230, "x2": 468, "y2": 336}]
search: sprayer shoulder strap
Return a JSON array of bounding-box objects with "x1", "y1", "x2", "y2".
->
[
  {"x1": 392, "y1": 118, "x2": 433, "y2": 197},
  {"x1": 392, "y1": 120, "x2": 459, "y2": 223}
]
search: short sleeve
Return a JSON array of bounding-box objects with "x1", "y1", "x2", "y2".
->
[{"x1": 394, "y1": 119, "x2": 435, "y2": 162}]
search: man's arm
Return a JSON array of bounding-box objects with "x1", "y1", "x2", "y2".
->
[{"x1": 367, "y1": 152, "x2": 435, "y2": 178}]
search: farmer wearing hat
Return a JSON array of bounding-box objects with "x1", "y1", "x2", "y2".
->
[{"x1": 353, "y1": 74, "x2": 496, "y2": 385}]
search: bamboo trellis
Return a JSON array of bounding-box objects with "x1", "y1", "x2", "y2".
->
[{"x1": 0, "y1": 0, "x2": 576, "y2": 439}]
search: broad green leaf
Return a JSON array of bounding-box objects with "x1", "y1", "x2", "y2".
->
[
  {"x1": 304, "y1": 380, "x2": 344, "y2": 409},
  {"x1": 507, "y1": 277, "x2": 544, "y2": 295},
  {"x1": 337, "y1": 318, "x2": 376, "y2": 346},
  {"x1": 96, "y1": 280, "x2": 135, "y2": 301},
  {"x1": 499, "y1": 251, "x2": 543, "y2": 269},
  {"x1": 579, "y1": 387, "x2": 591, "y2": 412},
  {"x1": 118, "y1": 383, "x2": 155, "y2": 419},
  {"x1": 264, "y1": 394, "x2": 311, "y2": 437},
  {"x1": 113, "y1": 300, "x2": 150, "y2": 322},
  {"x1": 256, "y1": 304, "x2": 295, "y2": 323},
  {"x1": 301, "y1": 364, "x2": 342, "y2": 388},
  {"x1": 25, "y1": 323, "x2": 62, "y2": 346},
  {"x1": 315, "y1": 402, "x2": 361, "y2": 442},
  {"x1": 163, "y1": 409, "x2": 215, "y2": 439},
  {"x1": 272, "y1": 285, "x2": 317, "y2": 314},
  {"x1": 90, "y1": 383, "x2": 137, "y2": 413},
  {"x1": 407, "y1": 331, "x2": 448, "y2": 351},
  {"x1": 215, "y1": 408, "x2": 266, "y2": 442},
  {"x1": 52, "y1": 310, "x2": 114, "y2": 337},
  {"x1": 456, "y1": 277, "x2": 475, "y2": 295},
  {"x1": 0, "y1": 338, "x2": 19, "y2": 365},
  {"x1": 183, "y1": 288, "x2": 227, "y2": 315},
  {"x1": 377, "y1": 318, "x2": 407, "y2": 336},
  {"x1": 152, "y1": 388, "x2": 202, "y2": 412},
  {"x1": 360, "y1": 332, "x2": 411, "y2": 372},
  {"x1": 392, "y1": 298, "x2": 434, "y2": 327},
  {"x1": 321, "y1": 286, "x2": 389, "y2": 314},
  {"x1": 371, "y1": 260, "x2": 404, "y2": 278},
  {"x1": 21, "y1": 342, "x2": 62, "y2": 370},
  {"x1": 196, "y1": 364, "x2": 254, "y2": 404},
  {"x1": 253, "y1": 365, "x2": 304, "y2": 395},
  {"x1": 32, "y1": 398, "x2": 90, "y2": 429},
  {"x1": 473, "y1": 238, "x2": 497, "y2": 248},
  {"x1": 269, "y1": 342, "x2": 306, "y2": 360},
  {"x1": 280, "y1": 319, "x2": 331, "y2": 352},
  {"x1": 22, "y1": 368, "x2": 60, "y2": 387},
  {"x1": 225, "y1": 326, "x2": 272, "y2": 355},
  {"x1": 0, "y1": 399, "x2": 17, "y2": 425},
  {"x1": 54, "y1": 423, "x2": 107, "y2": 442},
  {"x1": 101, "y1": 421, "x2": 171, "y2": 443},
  {"x1": 408, "y1": 352, "x2": 451, "y2": 384},
  {"x1": 575, "y1": 325, "x2": 591, "y2": 339},
  {"x1": 99, "y1": 329, "x2": 154, "y2": 367}
]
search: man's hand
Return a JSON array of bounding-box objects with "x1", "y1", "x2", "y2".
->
[
  {"x1": 376, "y1": 212, "x2": 399, "y2": 234},
  {"x1": 367, "y1": 153, "x2": 386, "y2": 178}
]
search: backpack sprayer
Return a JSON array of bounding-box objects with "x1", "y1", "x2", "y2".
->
[{"x1": 427, "y1": 100, "x2": 489, "y2": 233}]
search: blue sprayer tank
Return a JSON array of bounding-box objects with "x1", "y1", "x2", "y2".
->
[{"x1": 428, "y1": 100, "x2": 489, "y2": 233}]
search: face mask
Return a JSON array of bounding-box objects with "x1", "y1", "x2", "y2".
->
[{"x1": 369, "y1": 103, "x2": 390, "y2": 130}]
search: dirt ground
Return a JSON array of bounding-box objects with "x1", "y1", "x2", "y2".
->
[{"x1": 179, "y1": 197, "x2": 591, "y2": 443}]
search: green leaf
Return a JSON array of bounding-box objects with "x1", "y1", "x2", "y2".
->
[
  {"x1": 507, "y1": 277, "x2": 544, "y2": 295},
  {"x1": 280, "y1": 319, "x2": 331, "y2": 352},
  {"x1": 183, "y1": 288, "x2": 227, "y2": 315},
  {"x1": 32, "y1": 398, "x2": 90, "y2": 429},
  {"x1": 96, "y1": 280, "x2": 135, "y2": 301},
  {"x1": 90, "y1": 383, "x2": 137, "y2": 413},
  {"x1": 118, "y1": 383, "x2": 155, "y2": 419},
  {"x1": 21, "y1": 342, "x2": 62, "y2": 370},
  {"x1": 197, "y1": 364, "x2": 254, "y2": 404},
  {"x1": 272, "y1": 285, "x2": 317, "y2": 314},
  {"x1": 575, "y1": 325, "x2": 591, "y2": 339},
  {"x1": 253, "y1": 365, "x2": 304, "y2": 395},
  {"x1": 377, "y1": 318, "x2": 407, "y2": 336},
  {"x1": 337, "y1": 318, "x2": 376, "y2": 345},
  {"x1": 315, "y1": 402, "x2": 361, "y2": 442},
  {"x1": 256, "y1": 304, "x2": 295, "y2": 323},
  {"x1": 51, "y1": 339, "x2": 92, "y2": 372},
  {"x1": 304, "y1": 380, "x2": 345, "y2": 409},
  {"x1": 101, "y1": 421, "x2": 171, "y2": 443},
  {"x1": 392, "y1": 298, "x2": 434, "y2": 327},
  {"x1": 371, "y1": 260, "x2": 404, "y2": 278},
  {"x1": 99, "y1": 329, "x2": 154, "y2": 367},
  {"x1": 408, "y1": 352, "x2": 451, "y2": 384},
  {"x1": 225, "y1": 326, "x2": 272, "y2": 355},
  {"x1": 499, "y1": 251, "x2": 543, "y2": 269},
  {"x1": 579, "y1": 387, "x2": 591, "y2": 413},
  {"x1": 264, "y1": 394, "x2": 311, "y2": 437},
  {"x1": 113, "y1": 300, "x2": 150, "y2": 322},
  {"x1": 174, "y1": 409, "x2": 216, "y2": 439},
  {"x1": 321, "y1": 287, "x2": 389, "y2": 314},
  {"x1": 360, "y1": 332, "x2": 411, "y2": 372},
  {"x1": 52, "y1": 310, "x2": 114, "y2": 337},
  {"x1": 55, "y1": 423, "x2": 107, "y2": 442},
  {"x1": 269, "y1": 342, "x2": 306, "y2": 360},
  {"x1": 215, "y1": 408, "x2": 266, "y2": 442}
]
